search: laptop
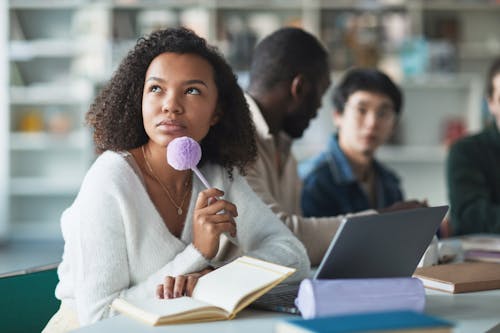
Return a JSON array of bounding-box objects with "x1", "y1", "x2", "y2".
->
[{"x1": 251, "y1": 205, "x2": 448, "y2": 314}]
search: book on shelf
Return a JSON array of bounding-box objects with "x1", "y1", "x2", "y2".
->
[
  {"x1": 461, "y1": 234, "x2": 500, "y2": 252},
  {"x1": 464, "y1": 249, "x2": 500, "y2": 264},
  {"x1": 111, "y1": 256, "x2": 295, "y2": 326},
  {"x1": 413, "y1": 262, "x2": 500, "y2": 294},
  {"x1": 275, "y1": 310, "x2": 453, "y2": 333}
]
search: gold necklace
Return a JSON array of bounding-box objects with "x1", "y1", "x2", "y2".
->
[{"x1": 141, "y1": 145, "x2": 191, "y2": 216}]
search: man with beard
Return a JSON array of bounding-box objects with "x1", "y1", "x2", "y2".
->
[
  {"x1": 240, "y1": 28, "x2": 362, "y2": 266},
  {"x1": 241, "y1": 28, "x2": 425, "y2": 266}
]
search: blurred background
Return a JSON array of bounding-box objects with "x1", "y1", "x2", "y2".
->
[{"x1": 1, "y1": 0, "x2": 500, "y2": 243}]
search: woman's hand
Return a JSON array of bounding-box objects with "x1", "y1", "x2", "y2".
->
[
  {"x1": 156, "y1": 267, "x2": 214, "y2": 299},
  {"x1": 192, "y1": 188, "x2": 238, "y2": 259}
]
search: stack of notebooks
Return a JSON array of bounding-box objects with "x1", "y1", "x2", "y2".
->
[
  {"x1": 461, "y1": 234, "x2": 500, "y2": 263},
  {"x1": 413, "y1": 234, "x2": 500, "y2": 293}
]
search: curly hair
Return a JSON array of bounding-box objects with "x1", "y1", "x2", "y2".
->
[{"x1": 86, "y1": 27, "x2": 257, "y2": 177}]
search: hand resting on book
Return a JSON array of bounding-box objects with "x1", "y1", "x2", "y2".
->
[{"x1": 156, "y1": 267, "x2": 214, "y2": 299}]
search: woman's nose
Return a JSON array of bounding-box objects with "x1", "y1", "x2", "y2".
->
[{"x1": 162, "y1": 92, "x2": 183, "y2": 114}]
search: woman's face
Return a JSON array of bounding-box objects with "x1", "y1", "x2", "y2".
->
[{"x1": 142, "y1": 52, "x2": 219, "y2": 147}]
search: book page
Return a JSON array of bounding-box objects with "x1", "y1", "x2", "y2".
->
[
  {"x1": 112, "y1": 296, "x2": 227, "y2": 325},
  {"x1": 192, "y1": 256, "x2": 294, "y2": 314}
]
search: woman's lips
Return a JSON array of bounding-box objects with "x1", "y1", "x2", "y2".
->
[{"x1": 156, "y1": 120, "x2": 186, "y2": 133}]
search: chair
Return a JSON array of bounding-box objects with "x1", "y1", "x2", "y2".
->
[{"x1": 0, "y1": 263, "x2": 60, "y2": 333}]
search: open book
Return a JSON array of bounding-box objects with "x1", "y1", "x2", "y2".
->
[{"x1": 111, "y1": 256, "x2": 295, "y2": 325}]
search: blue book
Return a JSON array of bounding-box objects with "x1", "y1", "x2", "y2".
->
[{"x1": 275, "y1": 311, "x2": 453, "y2": 333}]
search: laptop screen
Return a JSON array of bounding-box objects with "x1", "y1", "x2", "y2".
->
[{"x1": 314, "y1": 206, "x2": 448, "y2": 279}]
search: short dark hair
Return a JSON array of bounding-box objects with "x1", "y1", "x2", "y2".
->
[
  {"x1": 86, "y1": 27, "x2": 257, "y2": 177},
  {"x1": 248, "y1": 27, "x2": 329, "y2": 92},
  {"x1": 333, "y1": 68, "x2": 403, "y2": 114},
  {"x1": 486, "y1": 57, "x2": 500, "y2": 98}
]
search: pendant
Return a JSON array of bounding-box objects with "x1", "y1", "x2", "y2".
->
[{"x1": 177, "y1": 207, "x2": 182, "y2": 215}]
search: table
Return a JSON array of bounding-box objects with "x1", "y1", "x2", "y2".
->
[{"x1": 75, "y1": 289, "x2": 500, "y2": 333}]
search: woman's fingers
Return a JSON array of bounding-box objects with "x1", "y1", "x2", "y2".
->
[
  {"x1": 163, "y1": 276, "x2": 175, "y2": 299},
  {"x1": 197, "y1": 213, "x2": 237, "y2": 237},
  {"x1": 158, "y1": 274, "x2": 205, "y2": 299},
  {"x1": 194, "y1": 189, "x2": 238, "y2": 217},
  {"x1": 173, "y1": 275, "x2": 187, "y2": 298},
  {"x1": 195, "y1": 188, "x2": 224, "y2": 209},
  {"x1": 156, "y1": 284, "x2": 164, "y2": 299},
  {"x1": 192, "y1": 188, "x2": 239, "y2": 258},
  {"x1": 158, "y1": 268, "x2": 214, "y2": 299},
  {"x1": 186, "y1": 275, "x2": 199, "y2": 297}
]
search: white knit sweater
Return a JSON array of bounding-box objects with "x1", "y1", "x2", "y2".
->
[{"x1": 55, "y1": 151, "x2": 310, "y2": 325}]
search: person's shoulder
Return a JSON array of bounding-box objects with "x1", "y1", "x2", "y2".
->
[
  {"x1": 89, "y1": 150, "x2": 131, "y2": 173},
  {"x1": 299, "y1": 152, "x2": 329, "y2": 180},
  {"x1": 83, "y1": 150, "x2": 136, "y2": 188},
  {"x1": 449, "y1": 131, "x2": 486, "y2": 157}
]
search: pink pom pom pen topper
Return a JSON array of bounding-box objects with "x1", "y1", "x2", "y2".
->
[{"x1": 166, "y1": 136, "x2": 212, "y2": 189}]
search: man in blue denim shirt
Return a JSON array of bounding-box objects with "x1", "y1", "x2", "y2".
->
[{"x1": 301, "y1": 69, "x2": 406, "y2": 217}]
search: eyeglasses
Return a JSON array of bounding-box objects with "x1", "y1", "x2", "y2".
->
[{"x1": 344, "y1": 103, "x2": 397, "y2": 123}]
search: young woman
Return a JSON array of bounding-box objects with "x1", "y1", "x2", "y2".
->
[{"x1": 44, "y1": 28, "x2": 309, "y2": 332}]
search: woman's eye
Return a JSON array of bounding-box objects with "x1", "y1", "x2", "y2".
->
[
  {"x1": 186, "y1": 87, "x2": 201, "y2": 95},
  {"x1": 150, "y1": 85, "x2": 161, "y2": 93}
]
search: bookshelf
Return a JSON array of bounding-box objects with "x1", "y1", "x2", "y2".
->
[
  {"x1": 4, "y1": 1, "x2": 98, "y2": 241},
  {"x1": 1, "y1": 0, "x2": 499, "y2": 240}
]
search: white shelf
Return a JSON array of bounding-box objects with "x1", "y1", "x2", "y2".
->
[
  {"x1": 401, "y1": 74, "x2": 477, "y2": 89},
  {"x1": 10, "y1": 177, "x2": 82, "y2": 196},
  {"x1": 421, "y1": 1, "x2": 500, "y2": 11},
  {"x1": 458, "y1": 42, "x2": 500, "y2": 60},
  {"x1": 112, "y1": 0, "x2": 206, "y2": 9},
  {"x1": 10, "y1": 131, "x2": 89, "y2": 151},
  {"x1": 377, "y1": 145, "x2": 447, "y2": 163},
  {"x1": 214, "y1": 0, "x2": 303, "y2": 10},
  {"x1": 9, "y1": 0, "x2": 86, "y2": 9},
  {"x1": 10, "y1": 83, "x2": 93, "y2": 105},
  {"x1": 10, "y1": 39, "x2": 83, "y2": 60}
]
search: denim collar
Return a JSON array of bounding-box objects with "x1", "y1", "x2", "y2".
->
[
  {"x1": 326, "y1": 135, "x2": 357, "y2": 184},
  {"x1": 326, "y1": 134, "x2": 389, "y2": 185}
]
